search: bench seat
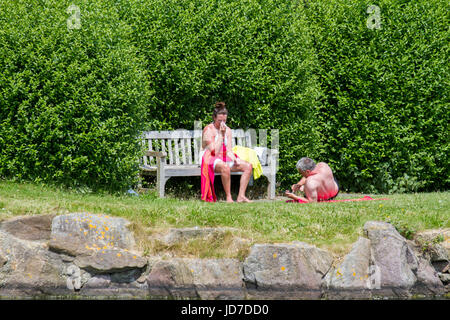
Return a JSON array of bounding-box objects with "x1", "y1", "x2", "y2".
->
[{"x1": 140, "y1": 164, "x2": 274, "y2": 177}]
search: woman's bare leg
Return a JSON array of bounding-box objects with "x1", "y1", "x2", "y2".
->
[
  {"x1": 215, "y1": 161, "x2": 233, "y2": 202},
  {"x1": 232, "y1": 161, "x2": 253, "y2": 203}
]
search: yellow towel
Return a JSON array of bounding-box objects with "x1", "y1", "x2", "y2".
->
[{"x1": 232, "y1": 145, "x2": 263, "y2": 180}]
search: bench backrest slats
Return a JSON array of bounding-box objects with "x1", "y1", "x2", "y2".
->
[
  {"x1": 142, "y1": 129, "x2": 269, "y2": 166},
  {"x1": 147, "y1": 139, "x2": 153, "y2": 166},
  {"x1": 160, "y1": 139, "x2": 166, "y2": 164},
  {"x1": 180, "y1": 139, "x2": 185, "y2": 164},
  {"x1": 193, "y1": 135, "x2": 200, "y2": 164},
  {"x1": 182, "y1": 139, "x2": 188, "y2": 164},
  {"x1": 167, "y1": 139, "x2": 174, "y2": 165},
  {"x1": 174, "y1": 138, "x2": 180, "y2": 165},
  {"x1": 143, "y1": 130, "x2": 196, "y2": 139},
  {"x1": 187, "y1": 138, "x2": 193, "y2": 164}
]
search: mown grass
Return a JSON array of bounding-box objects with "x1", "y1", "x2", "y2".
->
[{"x1": 0, "y1": 180, "x2": 448, "y2": 260}]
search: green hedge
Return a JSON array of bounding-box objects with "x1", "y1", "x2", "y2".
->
[
  {"x1": 0, "y1": 0, "x2": 448, "y2": 194},
  {"x1": 306, "y1": 0, "x2": 449, "y2": 193},
  {"x1": 0, "y1": 0, "x2": 150, "y2": 191}
]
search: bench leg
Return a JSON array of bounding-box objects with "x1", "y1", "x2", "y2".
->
[
  {"x1": 137, "y1": 171, "x2": 142, "y2": 190},
  {"x1": 156, "y1": 157, "x2": 166, "y2": 198},
  {"x1": 157, "y1": 177, "x2": 169, "y2": 198},
  {"x1": 267, "y1": 174, "x2": 276, "y2": 200}
]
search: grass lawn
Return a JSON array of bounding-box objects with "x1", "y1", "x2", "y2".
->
[{"x1": 0, "y1": 179, "x2": 448, "y2": 261}]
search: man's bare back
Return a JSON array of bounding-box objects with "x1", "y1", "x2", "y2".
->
[{"x1": 304, "y1": 162, "x2": 339, "y2": 201}]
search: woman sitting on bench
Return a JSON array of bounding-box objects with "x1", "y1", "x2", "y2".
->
[{"x1": 200, "y1": 102, "x2": 253, "y2": 203}]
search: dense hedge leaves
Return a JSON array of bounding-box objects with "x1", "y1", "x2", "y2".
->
[
  {"x1": 0, "y1": 0, "x2": 448, "y2": 193},
  {"x1": 0, "y1": 0, "x2": 150, "y2": 191},
  {"x1": 306, "y1": 0, "x2": 449, "y2": 192}
]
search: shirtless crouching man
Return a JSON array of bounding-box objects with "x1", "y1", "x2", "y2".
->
[{"x1": 285, "y1": 157, "x2": 339, "y2": 202}]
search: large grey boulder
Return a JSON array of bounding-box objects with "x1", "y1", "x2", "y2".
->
[
  {"x1": 363, "y1": 221, "x2": 444, "y2": 298},
  {"x1": 146, "y1": 258, "x2": 245, "y2": 300},
  {"x1": 146, "y1": 258, "x2": 198, "y2": 299},
  {"x1": 185, "y1": 258, "x2": 246, "y2": 300},
  {"x1": 0, "y1": 230, "x2": 68, "y2": 297},
  {"x1": 152, "y1": 227, "x2": 251, "y2": 258},
  {"x1": 49, "y1": 212, "x2": 136, "y2": 257},
  {"x1": 323, "y1": 237, "x2": 372, "y2": 299},
  {"x1": 160, "y1": 227, "x2": 238, "y2": 245},
  {"x1": 412, "y1": 257, "x2": 446, "y2": 296},
  {"x1": 0, "y1": 213, "x2": 150, "y2": 298},
  {"x1": 1, "y1": 214, "x2": 447, "y2": 299},
  {"x1": 413, "y1": 229, "x2": 450, "y2": 273},
  {"x1": 243, "y1": 242, "x2": 333, "y2": 299},
  {"x1": 414, "y1": 229, "x2": 450, "y2": 258},
  {"x1": 363, "y1": 221, "x2": 417, "y2": 297},
  {"x1": 79, "y1": 271, "x2": 149, "y2": 298},
  {"x1": 74, "y1": 248, "x2": 147, "y2": 274},
  {"x1": 0, "y1": 215, "x2": 55, "y2": 241},
  {"x1": 48, "y1": 213, "x2": 148, "y2": 293}
]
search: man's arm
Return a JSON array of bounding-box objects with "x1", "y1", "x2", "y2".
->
[
  {"x1": 289, "y1": 180, "x2": 318, "y2": 203},
  {"x1": 292, "y1": 177, "x2": 307, "y2": 192}
]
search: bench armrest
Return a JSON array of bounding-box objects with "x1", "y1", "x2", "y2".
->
[
  {"x1": 269, "y1": 149, "x2": 279, "y2": 156},
  {"x1": 267, "y1": 149, "x2": 279, "y2": 170},
  {"x1": 145, "y1": 151, "x2": 167, "y2": 158}
]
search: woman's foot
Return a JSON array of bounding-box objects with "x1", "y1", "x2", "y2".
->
[
  {"x1": 226, "y1": 196, "x2": 234, "y2": 203},
  {"x1": 237, "y1": 196, "x2": 253, "y2": 203}
]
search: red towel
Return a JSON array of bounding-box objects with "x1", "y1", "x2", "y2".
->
[
  {"x1": 200, "y1": 142, "x2": 239, "y2": 202},
  {"x1": 200, "y1": 149, "x2": 217, "y2": 202},
  {"x1": 286, "y1": 195, "x2": 388, "y2": 203}
]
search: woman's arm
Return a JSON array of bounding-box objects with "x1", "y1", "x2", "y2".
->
[
  {"x1": 225, "y1": 128, "x2": 237, "y2": 161},
  {"x1": 203, "y1": 126, "x2": 223, "y2": 156}
]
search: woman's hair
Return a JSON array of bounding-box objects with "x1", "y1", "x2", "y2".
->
[{"x1": 213, "y1": 101, "x2": 228, "y2": 118}]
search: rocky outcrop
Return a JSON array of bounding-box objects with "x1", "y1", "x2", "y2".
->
[
  {"x1": 158, "y1": 227, "x2": 239, "y2": 246},
  {"x1": 0, "y1": 229, "x2": 67, "y2": 296},
  {"x1": 0, "y1": 213, "x2": 149, "y2": 298},
  {"x1": 323, "y1": 221, "x2": 445, "y2": 299},
  {"x1": 364, "y1": 221, "x2": 421, "y2": 297},
  {"x1": 365, "y1": 221, "x2": 444, "y2": 298},
  {"x1": 243, "y1": 242, "x2": 333, "y2": 299},
  {"x1": 73, "y1": 249, "x2": 147, "y2": 274},
  {"x1": 0, "y1": 214, "x2": 448, "y2": 299},
  {"x1": 413, "y1": 228, "x2": 450, "y2": 293},
  {"x1": 323, "y1": 237, "x2": 372, "y2": 299},
  {"x1": 0, "y1": 214, "x2": 55, "y2": 241},
  {"x1": 49, "y1": 213, "x2": 136, "y2": 256},
  {"x1": 147, "y1": 258, "x2": 245, "y2": 300}
]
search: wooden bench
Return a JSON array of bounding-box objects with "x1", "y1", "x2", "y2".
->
[{"x1": 139, "y1": 128, "x2": 278, "y2": 199}]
